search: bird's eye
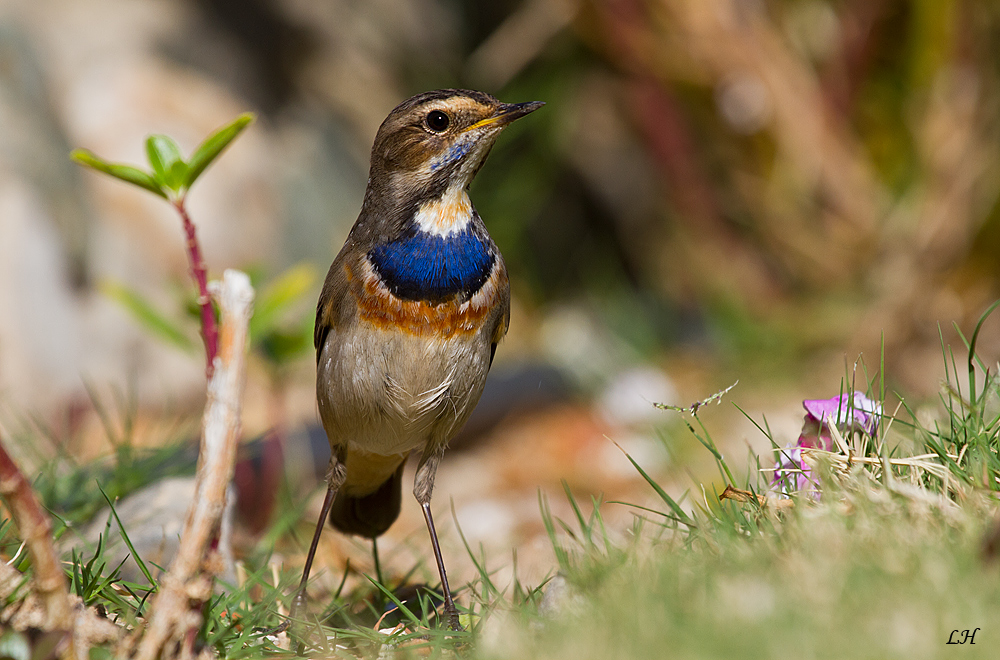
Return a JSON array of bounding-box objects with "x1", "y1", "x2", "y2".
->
[{"x1": 425, "y1": 110, "x2": 451, "y2": 133}]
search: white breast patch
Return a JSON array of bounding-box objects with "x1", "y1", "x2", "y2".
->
[{"x1": 413, "y1": 185, "x2": 474, "y2": 237}]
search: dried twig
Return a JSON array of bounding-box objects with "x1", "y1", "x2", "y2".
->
[
  {"x1": 0, "y1": 440, "x2": 73, "y2": 634},
  {"x1": 0, "y1": 560, "x2": 122, "y2": 657},
  {"x1": 128, "y1": 269, "x2": 254, "y2": 660},
  {"x1": 719, "y1": 484, "x2": 794, "y2": 510}
]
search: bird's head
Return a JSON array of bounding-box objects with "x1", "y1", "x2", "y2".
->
[{"x1": 365, "y1": 89, "x2": 543, "y2": 211}]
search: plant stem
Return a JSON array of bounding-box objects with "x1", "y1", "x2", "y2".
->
[
  {"x1": 174, "y1": 198, "x2": 218, "y2": 379},
  {"x1": 0, "y1": 438, "x2": 73, "y2": 633}
]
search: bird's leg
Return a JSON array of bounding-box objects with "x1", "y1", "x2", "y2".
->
[
  {"x1": 290, "y1": 447, "x2": 346, "y2": 620},
  {"x1": 414, "y1": 448, "x2": 462, "y2": 631}
]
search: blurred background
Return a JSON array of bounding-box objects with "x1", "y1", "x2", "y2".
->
[{"x1": 3, "y1": 0, "x2": 1000, "y2": 588}]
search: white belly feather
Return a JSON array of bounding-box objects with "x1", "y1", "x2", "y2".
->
[{"x1": 317, "y1": 325, "x2": 488, "y2": 457}]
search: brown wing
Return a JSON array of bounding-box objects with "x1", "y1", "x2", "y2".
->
[
  {"x1": 314, "y1": 247, "x2": 355, "y2": 359},
  {"x1": 488, "y1": 263, "x2": 511, "y2": 370}
]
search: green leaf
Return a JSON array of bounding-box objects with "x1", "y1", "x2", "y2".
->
[
  {"x1": 258, "y1": 326, "x2": 311, "y2": 365},
  {"x1": 144, "y1": 135, "x2": 185, "y2": 190},
  {"x1": 184, "y1": 113, "x2": 254, "y2": 189},
  {"x1": 249, "y1": 263, "x2": 317, "y2": 336},
  {"x1": 100, "y1": 281, "x2": 196, "y2": 352},
  {"x1": 167, "y1": 159, "x2": 189, "y2": 192},
  {"x1": 70, "y1": 149, "x2": 167, "y2": 198}
]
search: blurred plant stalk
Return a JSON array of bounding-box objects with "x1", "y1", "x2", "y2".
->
[
  {"x1": 75, "y1": 114, "x2": 322, "y2": 538},
  {"x1": 0, "y1": 439, "x2": 74, "y2": 645},
  {"x1": 573, "y1": 0, "x2": 1000, "y2": 373}
]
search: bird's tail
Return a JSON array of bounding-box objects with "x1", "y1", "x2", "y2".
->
[{"x1": 329, "y1": 462, "x2": 405, "y2": 539}]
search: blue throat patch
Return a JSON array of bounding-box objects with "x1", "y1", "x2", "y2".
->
[
  {"x1": 430, "y1": 141, "x2": 473, "y2": 171},
  {"x1": 368, "y1": 227, "x2": 495, "y2": 302}
]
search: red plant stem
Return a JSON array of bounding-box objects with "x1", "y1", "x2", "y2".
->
[
  {"x1": 174, "y1": 198, "x2": 218, "y2": 380},
  {"x1": 0, "y1": 438, "x2": 72, "y2": 631}
]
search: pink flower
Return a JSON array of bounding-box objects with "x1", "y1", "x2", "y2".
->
[
  {"x1": 800, "y1": 392, "x2": 881, "y2": 445},
  {"x1": 772, "y1": 393, "x2": 881, "y2": 496},
  {"x1": 772, "y1": 444, "x2": 813, "y2": 494}
]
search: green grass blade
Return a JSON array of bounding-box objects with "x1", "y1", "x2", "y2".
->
[
  {"x1": 614, "y1": 443, "x2": 696, "y2": 528},
  {"x1": 967, "y1": 298, "x2": 1000, "y2": 407},
  {"x1": 99, "y1": 485, "x2": 157, "y2": 589},
  {"x1": 561, "y1": 480, "x2": 593, "y2": 546},
  {"x1": 365, "y1": 575, "x2": 421, "y2": 626},
  {"x1": 538, "y1": 491, "x2": 571, "y2": 571},
  {"x1": 451, "y1": 500, "x2": 499, "y2": 600},
  {"x1": 607, "y1": 500, "x2": 689, "y2": 526}
]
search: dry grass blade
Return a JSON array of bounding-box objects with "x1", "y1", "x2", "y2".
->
[
  {"x1": 770, "y1": 442, "x2": 963, "y2": 503},
  {"x1": 803, "y1": 447, "x2": 959, "y2": 480}
]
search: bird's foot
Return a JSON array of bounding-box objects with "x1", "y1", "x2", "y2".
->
[
  {"x1": 442, "y1": 599, "x2": 464, "y2": 632},
  {"x1": 256, "y1": 588, "x2": 305, "y2": 637}
]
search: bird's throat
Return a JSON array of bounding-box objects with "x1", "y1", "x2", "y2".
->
[
  {"x1": 367, "y1": 183, "x2": 497, "y2": 303},
  {"x1": 413, "y1": 186, "x2": 473, "y2": 237}
]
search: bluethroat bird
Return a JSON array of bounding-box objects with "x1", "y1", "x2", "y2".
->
[{"x1": 293, "y1": 89, "x2": 543, "y2": 630}]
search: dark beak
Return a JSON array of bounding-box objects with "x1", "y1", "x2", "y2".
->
[
  {"x1": 466, "y1": 101, "x2": 545, "y2": 131},
  {"x1": 495, "y1": 100, "x2": 546, "y2": 124}
]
